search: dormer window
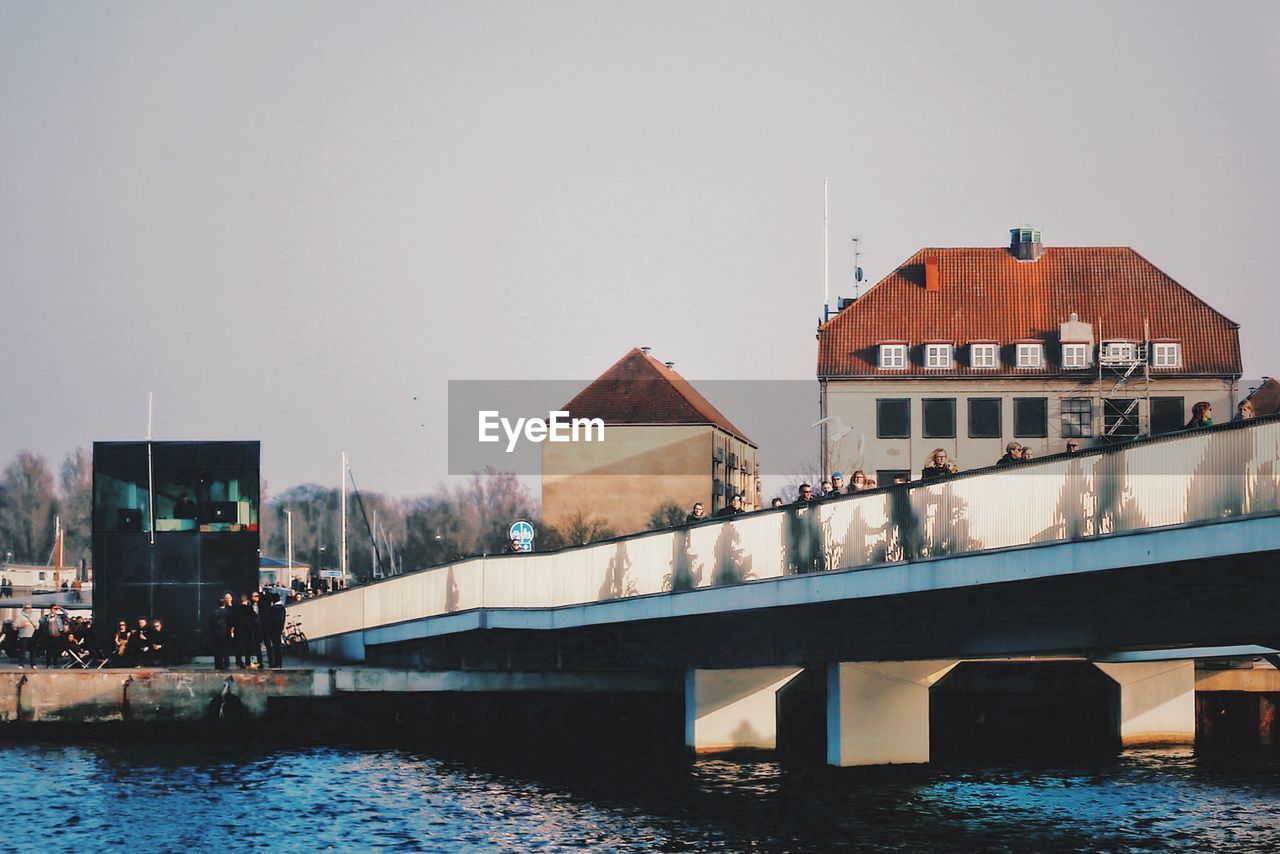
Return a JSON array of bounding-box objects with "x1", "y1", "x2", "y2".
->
[
  {"x1": 970, "y1": 343, "x2": 998, "y2": 369},
  {"x1": 1016, "y1": 343, "x2": 1043, "y2": 369},
  {"x1": 924, "y1": 343, "x2": 953, "y2": 369},
  {"x1": 1101, "y1": 342, "x2": 1137, "y2": 365},
  {"x1": 1061, "y1": 343, "x2": 1091, "y2": 369},
  {"x1": 878, "y1": 343, "x2": 908, "y2": 369},
  {"x1": 1152, "y1": 342, "x2": 1182, "y2": 368}
]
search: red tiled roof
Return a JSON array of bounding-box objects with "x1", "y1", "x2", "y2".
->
[
  {"x1": 817, "y1": 247, "x2": 1242, "y2": 377},
  {"x1": 563, "y1": 349, "x2": 755, "y2": 446},
  {"x1": 1244, "y1": 378, "x2": 1280, "y2": 416}
]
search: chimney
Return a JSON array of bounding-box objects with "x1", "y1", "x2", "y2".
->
[
  {"x1": 924, "y1": 256, "x2": 940, "y2": 291},
  {"x1": 1009, "y1": 226, "x2": 1044, "y2": 261}
]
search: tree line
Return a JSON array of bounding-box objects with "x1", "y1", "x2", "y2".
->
[{"x1": 0, "y1": 449, "x2": 622, "y2": 582}]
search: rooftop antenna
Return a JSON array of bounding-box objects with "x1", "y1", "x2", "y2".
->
[
  {"x1": 823, "y1": 179, "x2": 830, "y2": 323},
  {"x1": 851, "y1": 236, "x2": 865, "y2": 299},
  {"x1": 146, "y1": 392, "x2": 155, "y2": 546}
]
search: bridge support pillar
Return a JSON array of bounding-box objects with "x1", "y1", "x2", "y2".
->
[
  {"x1": 1094, "y1": 661, "x2": 1196, "y2": 746},
  {"x1": 827, "y1": 660, "x2": 959, "y2": 767},
  {"x1": 684, "y1": 667, "x2": 803, "y2": 753}
]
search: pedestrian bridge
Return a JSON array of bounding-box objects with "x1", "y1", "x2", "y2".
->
[
  {"x1": 293, "y1": 417, "x2": 1280, "y2": 667},
  {"x1": 289, "y1": 417, "x2": 1280, "y2": 765}
]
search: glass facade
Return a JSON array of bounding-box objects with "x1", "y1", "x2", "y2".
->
[{"x1": 92, "y1": 441, "x2": 260, "y2": 654}]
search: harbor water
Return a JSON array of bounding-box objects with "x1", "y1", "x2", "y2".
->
[{"x1": 3, "y1": 741, "x2": 1279, "y2": 851}]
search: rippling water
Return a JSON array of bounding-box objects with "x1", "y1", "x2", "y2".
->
[{"x1": 4, "y1": 742, "x2": 1279, "y2": 851}]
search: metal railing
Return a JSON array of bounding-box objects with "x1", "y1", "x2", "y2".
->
[{"x1": 291, "y1": 417, "x2": 1280, "y2": 642}]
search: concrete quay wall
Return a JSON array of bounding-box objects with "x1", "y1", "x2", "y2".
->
[{"x1": 0, "y1": 669, "x2": 327, "y2": 724}]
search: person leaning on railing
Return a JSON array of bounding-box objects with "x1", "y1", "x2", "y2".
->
[
  {"x1": 1186, "y1": 401, "x2": 1214, "y2": 430},
  {"x1": 921, "y1": 448, "x2": 959, "y2": 480}
]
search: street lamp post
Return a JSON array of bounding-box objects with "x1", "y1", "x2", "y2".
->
[{"x1": 285, "y1": 509, "x2": 293, "y2": 587}]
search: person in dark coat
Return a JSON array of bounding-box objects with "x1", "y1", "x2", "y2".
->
[
  {"x1": 208, "y1": 593, "x2": 234, "y2": 671},
  {"x1": 235, "y1": 592, "x2": 264, "y2": 669},
  {"x1": 714, "y1": 495, "x2": 744, "y2": 517},
  {"x1": 921, "y1": 448, "x2": 958, "y2": 480},
  {"x1": 124, "y1": 616, "x2": 150, "y2": 665},
  {"x1": 261, "y1": 588, "x2": 286, "y2": 668},
  {"x1": 147, "y1": 618, "x2": 168, "y2": 665}
]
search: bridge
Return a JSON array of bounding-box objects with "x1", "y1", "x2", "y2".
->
[{"x1": 290, "y1": 417, "x2": 1280, "y2": 765}]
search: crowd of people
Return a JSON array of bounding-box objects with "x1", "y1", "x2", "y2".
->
[
  {"x1": 206, "y1": 587, "x2": 288, "y2": 671},
  {"x1": 1, "y1": 603, "x2": 95, "y2": 668},
  {"x1": 671, "y1": 399, "x2": 1251, "y2": 524}
]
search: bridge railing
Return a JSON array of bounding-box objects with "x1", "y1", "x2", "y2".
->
[{"x1": 292, "y1": 417, "x2": 1280, "y2": 641}]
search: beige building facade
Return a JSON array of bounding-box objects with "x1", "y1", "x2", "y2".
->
[{"x1": 542, "y1": 349, "x2": 760, "y2": 537}]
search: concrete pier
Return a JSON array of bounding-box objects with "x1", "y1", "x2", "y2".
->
[
  {"x1": 684, "y1": 667, "x2": 802, "y2": 753},
  {"x1": 1095, "y1": 661, "x2": 1197, "y2": 746},
  {"x1": 826, "y1": 660, "x2": 959, "y2": 767}
]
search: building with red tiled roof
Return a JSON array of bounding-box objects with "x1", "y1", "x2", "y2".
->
[
  {"x1": 816, "y1": 228, "x2": 1242, "y2": 480},
  {"x1": 543, "y1": 349, "x2": 760, "y2": 537},
  {"x1": 1242, "y1": 378, "x2": 1280, "y2": 417}
]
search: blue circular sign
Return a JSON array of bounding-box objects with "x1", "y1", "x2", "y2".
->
[{"x1": 509, "y1": 520, "x2": 535, "y2": 552}]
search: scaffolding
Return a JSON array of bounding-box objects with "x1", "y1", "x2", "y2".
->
[{"x1": 1097, "y1": 318, "x2": 1151, "y2": 443}]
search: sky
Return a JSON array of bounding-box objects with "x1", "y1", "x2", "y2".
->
[{"x1": 2, "y1": 1, "x2": 1278, "y2": 497}]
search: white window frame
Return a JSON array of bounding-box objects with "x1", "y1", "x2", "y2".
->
[
  {"x1": 970, "y1": 343, "x2": 998, "y2": 369},
  {"x1": 1102, "y1": 342, "x2": 1137, "y2": 365},
  {"x1": 1016, "y1": 343, "x2": 1043, "y2": 369},
  {"x1": 878, "y1": 344, "x2": 907, "y2": 370},
  {"x1": 1151, "y1": 342, "x2": 1181, "y2": 369},
  {"x1": 1061, "y1": 343, "x2": 1090, "y2": 370},
  {"x1": 924, "y1": 344, "x2": 953, "y2": 369}
]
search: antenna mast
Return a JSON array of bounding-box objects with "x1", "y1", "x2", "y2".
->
[
  {"x1": 852, "y1": 236, "x2": 864, "y2": 299},
  {"x1": 823, "y1": 179, "x2": 830, "y2": 323}
]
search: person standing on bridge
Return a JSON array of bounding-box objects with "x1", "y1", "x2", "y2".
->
[
  {"x1": 921, "y1": 449, "x2": 958, "y2": 480},
  {"x1": 1186, "y1": 401, "x2": 1214, "y2": 430},
  {"x1": 685, "y1": 502, "x2": 706, "y2": 524},
  {"x1": 714, "y1": 495, "x2": 743, "y2": 517}
]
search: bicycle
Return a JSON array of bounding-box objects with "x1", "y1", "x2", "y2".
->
[{"x1": 282, "y1": 619, "x2": 309, "y2": 656}]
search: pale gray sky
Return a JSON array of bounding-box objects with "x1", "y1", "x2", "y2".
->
[{"x1": 3, "y1": 1, "x2": 1278, "y2": 495}]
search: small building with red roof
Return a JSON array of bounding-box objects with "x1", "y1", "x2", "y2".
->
[
  {"x1": 816, "y1": 227, "x2": 1242, "y2": 480},
  {"x1": 543, "y1": 348, "x2": 760, "y2": 537}
]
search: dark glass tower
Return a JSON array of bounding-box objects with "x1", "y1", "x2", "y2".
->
[{"x1": 92, "y1": 441, "x2": 260, "y2": 655}]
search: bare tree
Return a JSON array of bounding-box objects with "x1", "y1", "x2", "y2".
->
[
  {"x1": 58, "y1": 447, "x2": 92, "y2": 566},
  {"x1": 0, "y1": 450, "x2": 58, "y2": 563},
  {"x1": 648, "y1": 500, "x2": 686, "y2": 530}
]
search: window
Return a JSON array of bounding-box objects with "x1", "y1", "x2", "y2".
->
[
  {"x1": 923, "y1": 398, "x2": 956, "y2": 438},
  {"x1": 1151, "y1": 397, "x2": 1185, "y2": 435},
  {"x1": 879, "y1": 344, "x2": 907, "y2": 369},
  {"x1": 1061, "y1": 343, "x2": 1090, "y2": 369},
  {"x1": 1014, "y1": 397, "x2": 1048, "y2": 437},
  {"x1": 970, "y1": 343, "x2": 998, "y2": 369},
  {"x1": 1016, "y1": 343, "x2": 1043, "y2": 368},
  {"x1": 924, "y1": 344, "x2": 953, "y2": 369},
  {"x1": 968, "y1": 398, "x2": 1002, "y2": 438},
  {"x1": 877, "y1": 470, "x2": 909, "y2": 487},
  {"x1": 876, "y1": 398, "x2": 910, "y2": 438},
  {"x1": 1061, "y1": 398, "x2": 1093, "y2": 438},
  {"x1": 1101, "y1": 342, "x2": 1136, "y2": 365},
  {"x1": 1103, "y1": 398, "x2": 1141, "y2": 441},
  {"x1": 1152, "y1": 343, "x2": 1181, "y2": 368}
]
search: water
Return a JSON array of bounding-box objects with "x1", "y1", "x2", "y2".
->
[{"x1": 4, "y1": 742, "x2": 1279, "y2": 851}]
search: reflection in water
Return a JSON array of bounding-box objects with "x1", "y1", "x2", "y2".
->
[{"x1": 2, "y1": 743, "x2": 1278, "y2": 851}]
